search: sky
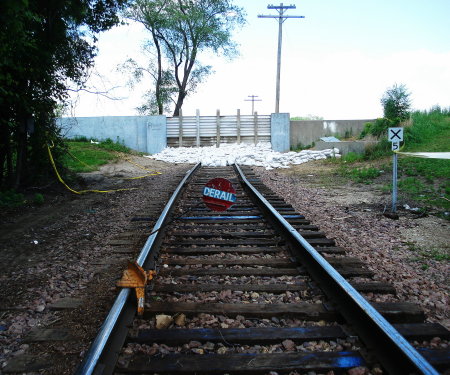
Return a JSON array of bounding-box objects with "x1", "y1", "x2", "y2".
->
[{"x1": 68, "y1": 0, "x2": 450, "y2": 120}]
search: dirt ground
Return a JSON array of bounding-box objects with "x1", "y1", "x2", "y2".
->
[
  {"x1": 0, "y1": 157, "x2": 193, "y2": 373},
  {"x1": 0, "y1": 156, "x2": 448, "y2": 373}
]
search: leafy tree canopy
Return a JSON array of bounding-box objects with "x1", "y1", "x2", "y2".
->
[
  {"x1": 381, "y1": 83, "x2": 411, "y2": 121},
  {"x1": 0, "y1": 0, "x2": 128, "y2": 188},
  {"x1": 126, "y1": 0, "x2": 246, "y2": 116}
]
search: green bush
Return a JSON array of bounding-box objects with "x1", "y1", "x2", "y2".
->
[
  {"x1": 381, "y1": 83, "x2": 411, "y2": 121},
  {"x1": 33, "y1": 193, "x2": 44, "y2": 205},
  {"x1": 359, "y1": 122, "x2": 374, "y2": 139},
  {"x1": 360, "y1": 118, "x2": 398, "y2": 139},
  {"x1": 0, "y1": 190, "x2": 26, "y2": 207}
]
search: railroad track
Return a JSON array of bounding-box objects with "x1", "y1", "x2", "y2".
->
[{"x1": 76, "y1": 164, "x2": 450, "y2": 375}]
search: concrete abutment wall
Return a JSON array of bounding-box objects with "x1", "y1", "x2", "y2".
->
[
  {"x1": 290, "y1": 119, "x2": 374, "y2": 148},
  {"x1": 58, "y1": 116, "x2": 376, "y2": 155}
]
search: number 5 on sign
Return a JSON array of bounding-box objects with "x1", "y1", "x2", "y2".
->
[{"x1": 391, "y1": 141, "x2": 400, "y2": 151}]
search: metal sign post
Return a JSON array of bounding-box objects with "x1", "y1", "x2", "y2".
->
[{"x1": 388, "y1": 128, "x2": 404, "y2": 213}]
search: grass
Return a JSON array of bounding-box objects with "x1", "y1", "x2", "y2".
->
[
  {"x1": 397, "y1": 109, "x2": 450, "y2": 211},
  {"x1": 341, "y1": 152, "x2": 364, "y2": 163},
  {"x1": 338, "y1": 165, "x2": 381, "y2": 184},
  {"x1": 64, "y1": 142, "x2": 117, "y2": 173},
  {"x1": 405, "y1": 241, "x2": 450, "y2": 264},
  {"x1": 397, "y1": 177, "x2": 428, "y2": 195},
  {"x1": 64, "y1": 138, "x2": 131, "y2": 173},
  {"x1": 335, "y1": 108, "x2": 450, "y2": 212},
  {"x1": 422, "y1": 248, "x2": 450, "y2": 262}
]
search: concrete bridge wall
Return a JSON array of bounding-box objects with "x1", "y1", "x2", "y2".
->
[{"x1": 290, "y1": 119, "x2": 374, "y2": 148}]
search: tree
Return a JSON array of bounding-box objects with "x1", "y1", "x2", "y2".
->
[
  {"x1": 0, "y1": 0, "x2": 129, "y2": 188},
  {"x1": 120, "y1": 47, "x2": 178, "y2": 115},
  {"x1": 381, "y1": 83, "x2": 411, "y2": 121},
  {"x1": 127, "y1": 0, "x2": 245, "y2": 116}
]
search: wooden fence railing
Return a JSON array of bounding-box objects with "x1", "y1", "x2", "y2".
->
[{"x1": 167, "y1": 110, "x2": 271, "y2": 147}]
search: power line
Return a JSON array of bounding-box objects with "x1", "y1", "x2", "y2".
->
[
  {"x1": 244, "y1": 95, "x2": 262, "y2": 115},
  {"x1": 258, "y1": 3, "x2": 304, "y2": 113}
]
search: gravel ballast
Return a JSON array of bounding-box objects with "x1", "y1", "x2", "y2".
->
[
  {"x1": 1, "y1": 154, "x2": 448, "y2": 374},
  {"x1": 254, "y1": 166, "x2": 449, "y2": 329}
]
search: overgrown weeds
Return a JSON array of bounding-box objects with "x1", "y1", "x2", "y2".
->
[{"x1": 291, "y1": 142, "x2": 315, "y2": 152}]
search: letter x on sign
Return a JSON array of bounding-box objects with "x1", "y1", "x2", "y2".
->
[{"x1": 388, "y1": 127, "x2": 403, "y2": 142}]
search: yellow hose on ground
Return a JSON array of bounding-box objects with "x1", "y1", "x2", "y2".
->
[
  {"x1": 47, "y1": 144, "x2": 137, "y2": 194},
  {"x1": 118, "y1": 154, "x2": 162, "y2": 180}
]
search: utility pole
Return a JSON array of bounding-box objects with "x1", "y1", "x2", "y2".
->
[
  {"x1": 258, "y1": 3, "x2": 304, "y2": 113},
  {"x1": 244, "y1": 95, "x2": 262, "y2": 115}
]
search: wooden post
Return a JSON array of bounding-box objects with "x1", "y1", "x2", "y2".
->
[
  {"x1": 178, "y1": 109, "x2": 183, "y2": 147},
  {"x1": 196, "y1": 109, "x2": 200, "y2": 147},
  {"x1": 237, "y1": 109, "x2": 241, "y2": 144},
  {"x1": 254, "y1": 111, "x2": 258, "y2": 145},
  {"x1": 216, "y1": 109, "x2": 220, "y2": 148}
]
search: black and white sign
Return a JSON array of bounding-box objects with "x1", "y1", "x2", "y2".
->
[
  {"x1": 391, "y1": 141, "x2": 400, "y2": 151},
  {"x1": 388, "y1": 127, "x2": 403, "y2": 142}
]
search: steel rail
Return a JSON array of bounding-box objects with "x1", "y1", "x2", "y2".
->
[
  {"x1": 234, "y1": 164, "x2": 438, "y2": 375},
  {"x1": 75, "y1": 163, "x2": 201, "y2": 375}
]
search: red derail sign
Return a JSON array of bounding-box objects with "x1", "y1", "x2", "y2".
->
[{"x1": 202, "y1": 178, "x2": 237, "y2": 211}]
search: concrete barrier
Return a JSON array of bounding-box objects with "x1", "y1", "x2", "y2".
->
[
  {"x1": 58, "y1": 114, "x2": 291, "y2": 154},
  {"x1": 57, "y1": 116, "x2": 166, "y2": 154},
  {"x1": 290, "y1": 119, "x2": 374, "y2": 148},
  {"x1": 271, "y1": 113, "x2": 290, "y2": 152},
  {"x1": 147, "y1": 116, "x2": 167, "y2": 154},
  {"x1": 57, "y1": 115, "x2": 375, "y2": 156}
]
